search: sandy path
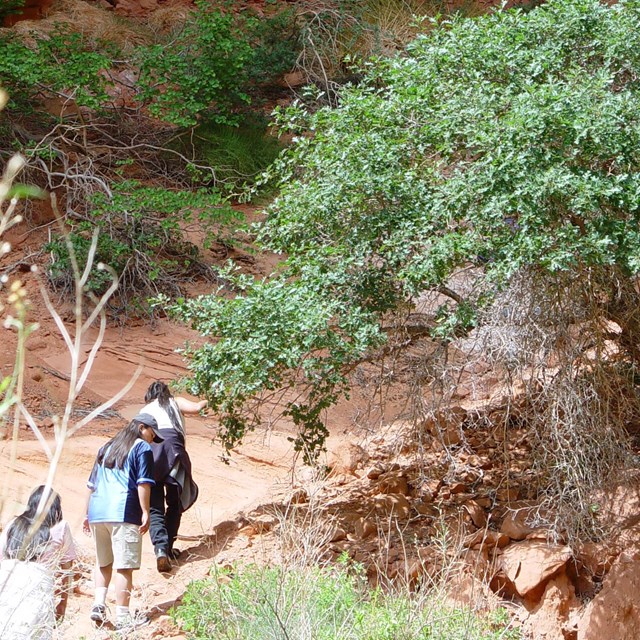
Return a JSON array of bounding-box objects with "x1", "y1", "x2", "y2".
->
[
  {"x1": 0, "y1": 315, "x2": 299, "y2": 639},
  {"x1": 1, "y1": 422, "x2": 297, "y2": 639}
]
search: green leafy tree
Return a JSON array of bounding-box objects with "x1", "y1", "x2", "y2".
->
[{"x1": 169, "y1": 0, "x2": 640, "y2": 461}]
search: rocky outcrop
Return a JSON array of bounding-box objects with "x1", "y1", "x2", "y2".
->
[
  {"x1": 499, "y1": 540, "x2": 572, "y2": 599},
  {"x1": 500, "y1": 503, "x2": 545, "y2": 540},
  {"x1": 526, "y1": 574, "x2": 579, "y2": 640},
  {"x1": 577, "y1": 550, "x2": 640, "y2": 640}
]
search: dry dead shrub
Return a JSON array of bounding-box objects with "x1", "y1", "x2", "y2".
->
[
  {"x1": 12, "y1": 0, "x2": 151, "y2": 52},
  {"x1": 387, "y1": 266, "x2": 638, "y2": 543},
  {"x1": 296, "y1": 0, "x2": 447, "y2": 105},
  {"x1": 473, "y1": 268, "x2": 639, "y2": 542},
  {"x1": 146, "y1": 2, "x2": 191, "y2": 35},
  {"x1": 270, "y1": 484, "x2": 338, "y2": 569}
]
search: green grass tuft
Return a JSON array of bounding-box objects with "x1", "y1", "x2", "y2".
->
[{"x1": 173, "y1": 563, "x2": 521, "y2": 640}]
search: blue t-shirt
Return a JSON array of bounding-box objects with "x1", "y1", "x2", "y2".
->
[{"x1": 87, "y1": 439, "x2": 155, "y2": 525}]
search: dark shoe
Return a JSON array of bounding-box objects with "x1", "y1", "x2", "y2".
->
[
  {"x1": 90, "y1": 603, "x2": 108, "y2": 626},
  {"x1": 168, "y1": 548, "x2": 182, "y2": 560},
  {"x1": 156, "y1": 551, "x2": 171, "y2": 573},
  {"x1": 115, "y1": 609, "x2": 150, "y2": 632}
]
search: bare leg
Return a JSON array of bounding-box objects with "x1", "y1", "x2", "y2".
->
[
  {"x1": 114, "y1": 569, "x2": 134, "y2": 608},
  {"x1": 55, "y1": 561, "x2": 73, "y2": 621},
  {"x1": 95, "y1": 563, "x2": 112, "y2": 590}
]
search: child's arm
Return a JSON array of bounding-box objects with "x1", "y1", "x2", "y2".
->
[
  {"x1": 82, "y1": 487, "x2": 93, "y2": 535},
  {"x1": 137, "y1": 483, "x2": 151, "y2": 535}
]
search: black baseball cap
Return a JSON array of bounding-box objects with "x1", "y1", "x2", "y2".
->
[{"x1": 133, "y1": 413, "x2": 164, "y2": 443}]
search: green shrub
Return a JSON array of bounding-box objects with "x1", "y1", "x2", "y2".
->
[
  {"x1": 173, "y1": 563, "x2": 520, "y2": 640},
  {"x1": 244, "y1": 6, "x2": 300, "y2": 89},
  {"x1": 0, "y1": 28, "x2": 111, "y2": 112},
  {"x1": 136, "y1": 5, "x2": 251, "y2": 127},
  {"x1": 136, "y1": 1, "x2": 300, "y2": 127},
  {"x1": 45, "y1": 180, "x2": 239, "y2": 312}
]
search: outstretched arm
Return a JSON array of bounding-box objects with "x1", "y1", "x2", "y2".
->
[{"x1": 175, "y1": 396, "x2": 207, "y2": 414}]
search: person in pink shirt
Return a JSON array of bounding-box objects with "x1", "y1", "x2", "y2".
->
[{"x1": 0, "y1": 485, "x2": 77, "y2": 635}]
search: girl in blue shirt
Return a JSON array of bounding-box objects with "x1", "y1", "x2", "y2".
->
[{"x1": 83, "y1": 413, "x2": 162, "y2": 632}]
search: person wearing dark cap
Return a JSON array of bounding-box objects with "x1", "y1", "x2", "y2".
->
[{"x1": 82, "y1": 413, "x2": 163, "y2": 632}]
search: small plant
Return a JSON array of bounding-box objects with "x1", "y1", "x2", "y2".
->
[
  {"x1": 44, "y1": 180, "x2": 240, "y2": 314},
  {"x1": 136, "y1": 4, "x2": 253, "y2": 127},
  {"x1": 0, "y1": 27, "x2": 111, "y2": 113}
]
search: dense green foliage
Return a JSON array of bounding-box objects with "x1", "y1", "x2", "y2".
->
[
  {"x1": 173, "y1": 563, "x2": 520, "y2": 640},
  {"x1": 0, "y1": 3, "x2": 298, "y2": 125},
  {"x1": 136, "y1": 7, "x2": 252, "y2": 127},
  {"x1": 170, "y1": 0, "x2": 640, "y2": 459},
  {"x1": 0, "y1": 28, "x2": 111, "y2": 111},
  {"x1": 136, "y1": 2, "x2": 299, "y2": 127}
]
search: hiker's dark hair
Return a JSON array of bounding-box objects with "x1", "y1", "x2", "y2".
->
[
  {"x1": 97, "y1": 419, "x2": 146, "y2": 469},
  {"x1": 2, "y1": 485, "x2": 61, "y2": 561},
  {"x1": 4, "y1": 514, "x2": 51, "y2": 561},
  {"x1": 145, "y1": 380, "x2": 182, "y2": 432},
  {"x1": 23, "y1": 485, "x2": 63, "y2": 528}
]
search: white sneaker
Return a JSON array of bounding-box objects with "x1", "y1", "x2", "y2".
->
[
  {"x1": 114, "y1": 610, "x2": 150, "y2": 632},
  {"x1": 90, "y1": 603, "x2": 108, "y2": 626}
]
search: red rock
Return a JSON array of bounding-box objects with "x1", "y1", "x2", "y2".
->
[
  {"x1": 463, "y1": 500, "x2": 487, "y2": 528},
  {"x1": 449, "y1": 482, "x2": 469, "y2": 494},
  {"x1": 577, "y1": 550, "x2": 640, "y2": 640},
  {"x1": 353, "y1": 517, "x2": 376, "y2": 540},
  {"x1": 501, "y1": 505, "x2": 542, "y2": 540},
  {"x1": 576, "y1": 541, "x2": 620, "y2": 578},
  {"x1": 496, "y1": 487, "x2": 520, "y2": 501},
  {"x1": 464, "y1": 528, "x2": 509, "y2": 550},
  {"x1": 327, "y1": 442, "x2": 369, "y2": 477},
  {"x1": 249, "y1": 514, "x2": 278, "y2": 534},
  {"x1": 374, "y1": 493, "x2": 411, "y2": 519},
  {"x1": 377, "y1": 471, "x2": 409, "y2": 496},
  {"x1": 422, "y1": 407, "x2": 466, "y2": 446},
  {"x1": 330, "y1": 527, "x2": 347, "y2": 542},
  {"x1": 524, "y1": 574, "x2": 579, "y2": 640},
  {"x1": 500, "y1": 540, "x2": 572, "y2": 597},
  {"x1": 425, "y1": 478, "x2": 442, "y2": 496}
]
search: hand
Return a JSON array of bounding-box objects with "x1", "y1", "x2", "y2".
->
[
  {"x1": 82, "y1": 517, "x2": 91, "y2": 536},
  {"x1": 139, "y1": 511, "x2": 150, "y2": 535}
]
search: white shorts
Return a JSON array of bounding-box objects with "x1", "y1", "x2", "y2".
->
[{"x1": 91, "y1": 522, "x2": 142, "y2": 570}]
